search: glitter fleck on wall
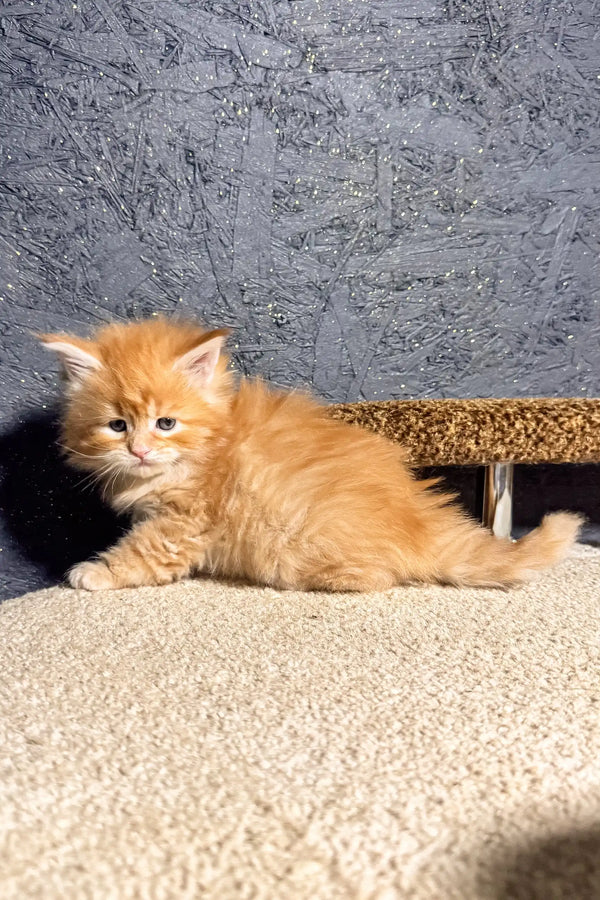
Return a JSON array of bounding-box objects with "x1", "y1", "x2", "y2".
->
[{"x1": 1, "y1": 1, "x2": 599, "y2": 596}]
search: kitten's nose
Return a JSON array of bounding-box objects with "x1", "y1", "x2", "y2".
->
[{"x1": 131, "y1": 446, "x2": 151, "y2": 460}]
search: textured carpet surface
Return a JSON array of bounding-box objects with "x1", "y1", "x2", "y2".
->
[
  {"x1": 1, "y1": 547, "x2": 600, "y2": 900},
  {"x1": 330, "y1": 398, "x2": 600, "y2": 466}
]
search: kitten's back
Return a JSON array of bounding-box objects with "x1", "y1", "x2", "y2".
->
[{"x1": 204, "y1": 379, "x2": 581, "y2": 591}]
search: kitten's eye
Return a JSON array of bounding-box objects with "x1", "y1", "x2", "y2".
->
[
  {"x1": 108, "y1": 419, "x2": 127, "y2": 432},
  {"x1": 156, "y1": 417, "x2": 176, "y2": 431}
]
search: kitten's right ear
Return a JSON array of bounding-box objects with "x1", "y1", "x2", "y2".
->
[{"x1": 37, "y1": 333, "x2": 101, "y2": 386}]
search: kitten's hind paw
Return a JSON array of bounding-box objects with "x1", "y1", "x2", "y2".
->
[{"x1": 69, "y1": 560, "x2": 117, "y2": 591}]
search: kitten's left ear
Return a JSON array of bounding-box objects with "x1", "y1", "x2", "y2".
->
[
  {"x1": 173, "y1": 328, "x2": 230, "y2": 388},
  {"x1": 37, "y1": 333, "x2": 102, "y2": 386}
]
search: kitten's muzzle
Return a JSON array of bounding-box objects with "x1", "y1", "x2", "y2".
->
[{"x1": 131, "y1": 446, "x2": 152, "y2": 460}]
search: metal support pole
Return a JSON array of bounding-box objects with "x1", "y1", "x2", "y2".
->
[{"x1": 483, "y1": 462, "x2": 514, "y2": 540}]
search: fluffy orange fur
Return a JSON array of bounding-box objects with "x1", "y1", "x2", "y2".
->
[{"x1": 40, "y1": 318, "x2": 582, "y2": 593}]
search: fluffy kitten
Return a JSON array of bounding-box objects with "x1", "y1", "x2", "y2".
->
[{"x1": 40, "y1": 318, "x2": 581, "y2": 592}]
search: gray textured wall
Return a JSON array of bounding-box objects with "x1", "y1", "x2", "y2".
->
[{"x1": 1, "y1": 0, "x2": 599, "y2": 598}]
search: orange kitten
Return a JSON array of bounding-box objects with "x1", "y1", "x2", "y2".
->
[{"x1": 40, "y1": 318, "x2": 581, "y2": 592}]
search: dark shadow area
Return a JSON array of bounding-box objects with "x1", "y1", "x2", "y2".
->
[
  {"x1": 0, "y1": 409, "x2": 126, "y2": 601},
  {"x1": 479, "y1": 824, "x2": 600, "y2": 900},
  {"x1": 419, "y1": 464, "x2": 600, "y2": 540},
  {"x1": 514, "y1": 463, "x2": 600, "y2": 534},
  {"x1": 418, "y1": 465, "x2": 482, "y2": 519}
]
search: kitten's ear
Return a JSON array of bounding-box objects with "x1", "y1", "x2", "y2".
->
[
  {"x1": 173, "y1": 328, "x2": 230, "y2": 389},
  {"x1": 38, "y1": 333, "x2": 101, "y2": 386}
]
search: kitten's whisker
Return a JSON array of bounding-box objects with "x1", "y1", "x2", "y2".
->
[
  {"x1": 102, "y1": 465, "x2": 125, "y2": 501},
  {"x1": 58, "y1": 442, "x2": 112, "y2": 460},
  {"x1": 73, "y1": 455, "x2": 123, "y2": 488},
  {"x1": 72, "y1": 464, "x2": 108, "y2": 487},
  {"x1": 73, "y1": 462, "x2": 116, "y2": 493}
]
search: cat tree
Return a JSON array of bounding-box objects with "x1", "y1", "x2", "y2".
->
[{"x1": 330, "y1": 398, "x2": 600, "y2": 539}]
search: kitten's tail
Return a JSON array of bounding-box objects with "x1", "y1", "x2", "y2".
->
[{"x1": 431, "y1": 511, "x2": 584, "y2": 588}]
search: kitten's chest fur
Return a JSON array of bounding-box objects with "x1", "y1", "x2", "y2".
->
[
  {"x1": 112, "y1": 465, "x2": 196, "y2": 521},
  {"x1": 111, "y1": 447, "x2": 301, "y2": 576}
]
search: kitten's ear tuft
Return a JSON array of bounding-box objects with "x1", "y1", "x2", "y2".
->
[
  {"x1": 38, "y1": 333, "x2": 101, "y2": 386},
  {"x1": 173, "y1": 328, "x2": 230, "y2": 389}
]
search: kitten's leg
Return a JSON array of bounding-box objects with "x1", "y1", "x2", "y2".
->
[
  {"x1": 301, "y1": 564, "x2": 396, "y2": 592},
  {"x1": 68, "y1": 516, "x2": 208, "y2": 591}
]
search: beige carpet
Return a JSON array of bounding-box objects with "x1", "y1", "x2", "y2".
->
[{"x1": 1, "y1": 547, "x2": 600, "y2": 900}]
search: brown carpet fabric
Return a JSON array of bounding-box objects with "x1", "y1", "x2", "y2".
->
[{"x1": 329, "y1": 398, "x2": 600, "y2": 466}]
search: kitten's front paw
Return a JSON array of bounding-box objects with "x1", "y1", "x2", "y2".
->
[{"x1": 68, "y1": 560, "x2": 117, "y2": 591}]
